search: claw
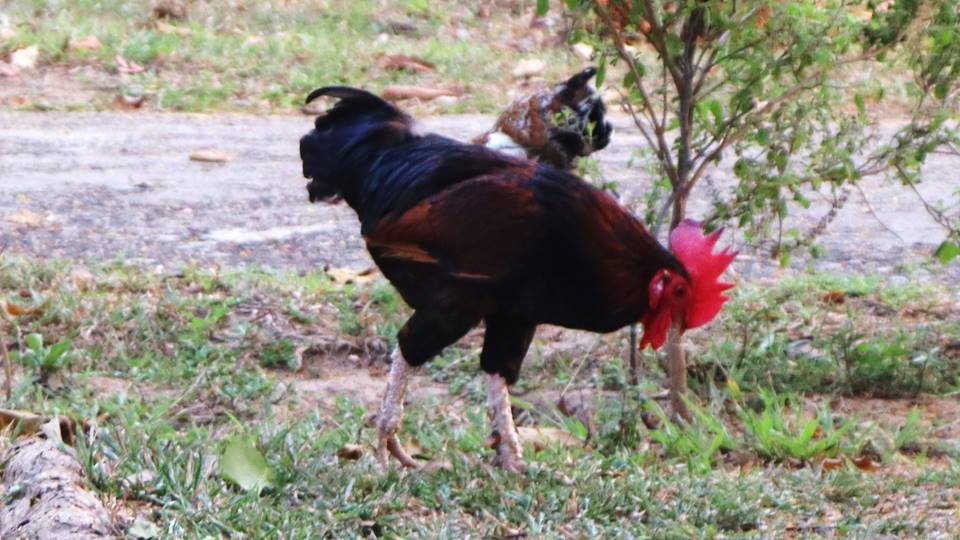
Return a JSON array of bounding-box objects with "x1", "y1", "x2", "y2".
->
[
  {"x1": 374, "y1": 349, "x2": 419, "y2": 470},
  {"x1": 486, "y1": 372, "x2": 527, "y2": 473},
  {"x1": 386, "y1": 434, "x2": 418, "y2": 468}
]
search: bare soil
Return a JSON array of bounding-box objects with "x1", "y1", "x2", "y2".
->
[{"x1": 1, "y1": 111, "x2": 956, "y2": 284}]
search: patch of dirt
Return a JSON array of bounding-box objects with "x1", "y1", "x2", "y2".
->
[
  {"x1": 1, "y1": 111, "x2": 957, "y2": 286},
  {"x1": 85, "y1": 375, "x2": 165, "y2": 400},
  {"x1": 272, "y1": 349, "x2": 452, "y2": 421},
  {"x1": 821, "y1": 394, "x2": 960, "y2": 440},
  {"x1": 0, "y1": 66, "x2": 108, "y2": 109}
]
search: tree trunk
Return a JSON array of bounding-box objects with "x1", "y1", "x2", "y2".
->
[
  {"x1": 0, "y1": 436, "x2": 116, "y2": 539},
  {"x1": 666, "y1": 326, "x2": 691, "y2": 422}
]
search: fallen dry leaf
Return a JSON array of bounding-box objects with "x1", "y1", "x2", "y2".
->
[
  {"x1": 422, "y1": 459, "x2": 453, "y2": 473},
  {"x1": 821, "y1": 290, "x2": 846, "y2": 304},
  {"x1": 8, "y1": 208, "x2": 56, "y2": 228},
  {"x1": 571, "y1": 42, "x2": 594, "y2": 61},
  {"x1": 114, "y1": 94, "x2": 146, "y2": 109},
  {"x1": 377, "y1": 54, "x2": 436, "y2": 73},
  {"x1": 3, "y1": 301, "x2": 41, "y2": 317},
  {"x1": 517, "y1": 426, "x2": 581, "y2": 452},
  {"x1": 325, "y1": 266, "x2": 377, "y2": 285},
  {"x1": 820, "y1": 457, "x2": 845, "y2": 471},
  {"x1": 69, "y1": 268, "x2": 95, "y2": 291},
  {"x1": 337, "y1": 443, "x2": 363, "y2": 460},
  {"x1": 755, "y1": 5, "x2": 771, "y2": 28},
  {"x1": 852, "y1": 455, "x2": 880, "y2": 472},
  {"x1": 189, "y1": 149, "x2": 232, "y2": 163},
  {"x1": 155, "y1": 20, "x2": 192, "y2": 36},
  {"x1": 10, "y1": 45, "x2": 38, "y2": 70},
  {"x1": 380, "y1": 85, "x2": 463, "y2": 101},
  {"x1": 0, "y1": 409, "x2": 46, "y2": 434},
  {"x1": 512, "y1": 58, "x2": 546, "y2": 79},
  {"x1": 115, "y1": 55, "x2": 145, "y2": 74},
  {"x1": 69, "y1": 35, "x2": 102, "y2": 51},
  {"x1": 0, "y1": 63, "x2": 17, "y2": 78}
]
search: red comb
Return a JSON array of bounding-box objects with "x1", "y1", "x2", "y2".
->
[{"x1": 669, "y1": 219, "x2": 737, "y2": 329}]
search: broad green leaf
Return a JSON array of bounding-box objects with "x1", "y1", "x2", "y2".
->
[
  {"x1": 537, "y1": 0, "x2": 549, "y2": 17},
  {"x1": 25, "y1": 333, "x2": 43, "y2": 352},
  {"x1": 853, "y1": 93, "x2": 865, "y2": 115},
  {"x1": 220, "y1": 436, "x2": 273, "y2": 492},
  {"x1": 935, "y1": 240, "x2": 959, "y2": 264},
  {"x1": 934, "y1": 81, "x2": 949, "y2": 100},
  {"x1": 46, "y1": 339, "x2": 72, "y2": 364},
  {"x1": 596, "y1": 54, "x2": 606, "y2": 88}
]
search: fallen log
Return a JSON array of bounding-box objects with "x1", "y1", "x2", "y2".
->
[{"x1": 0, "y1": 422, "x2": 116, "y2": 539}]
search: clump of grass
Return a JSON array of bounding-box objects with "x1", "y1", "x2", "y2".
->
[
  {"x1": 1, "y1": 0, "x2": 583, "y2": 113},
  {"x1": 1, "y1": 255, "x2": 959, "y2": 536}
]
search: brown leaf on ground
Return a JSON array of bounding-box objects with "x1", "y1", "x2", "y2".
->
[
  {"x1": 755, "y1": 5, "x2": 771, "y2": 29},
  {"x1": 115, "y1": 55, "x2": 145, "y2": 74},
  {"x1": 821, "y1": 290, "x2": 846, "y2": 304},
  {"x1": 380, "y1": 85, "x2": 463, "y2": 101},
  {"x1": 377, "y1": 54, "x2": 436, "y2": 73},
  {"x1": 3, "y1": 301, "x2": 41, "y2": 317},
  {"x1": 325, "y1": 266, "x2": 378, "y2": 285},
  {"x1": 820, "y1": 457, "x2": 845, "y2": 471},
  {"x1": 10, "y1": 46, "x2": 38, "y2": 70},
  {"x1": 517, "y1": 426, "x2": 581, "y2": 451},
  {"x1": 153, "y1": 0, "x2": 187, "y2": 20},
  {"x1": 189, "y1": 149, "x2": 232, "y2": 163},
  {"x1": 114, "y1": 94, "x2": 146, "y2": 110},
  {"x1": 0, "y1": 409, "x2": 46, "y2": 435},
  {"x1": 512, "y1": 58, "x2": 545, "y2": 79},
  {"x1": 8, "y1": 208, "x2": 57, "y2": 228},
  {"x1": 155, "y1": 20, "x2": 191, "y2": 36},
  {"x1": 852, "y1": 455, "x2": 880, "y2": 472},
  {"x1": 422, "y1": 459, "x2": 453, "y2": 473},
  {"x1": 69, "y1": 35, "x2": 102, "y2": 52},
  {"x1": 0, "y1": 64, "x2": 16, "y2": 77}
]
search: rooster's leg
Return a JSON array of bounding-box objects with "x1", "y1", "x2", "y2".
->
[
  {"x1": 486, "y1": 372, "x2": 525, "y2": 473},
  {"x1": 375, "y1": 348, "x2": 418, "y2": 468}
]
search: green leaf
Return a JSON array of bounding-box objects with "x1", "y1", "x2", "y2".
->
[
  {"x1": 220, "y1": 436, "x2": 273, "y2": 492},
  {"x1": 46, "y1": 339, "x2": 72, "y2": 364},
  {"x1": 935, "y1": 241, "x2": 959, "y2": 264},
  {"x1": 565, "y1": 0, "x2": 579, "y2": 9},
  {"x1": 623, "y1": 62, "x2": 645, "y2": 90},
  {"x1": 596, "y1": 54, "x2": 606, "y2": 88},
  {"x1": 25, "y1": 333, "x2": 43, "y2": 352},
  {"x1": 853, "y1": 93, "x2": 865, "y2": 115},
  {"x1": 707, "y1": 99, "x2": 723, "y2": 127},
  {"x1": 537, "y1": 0, "x2": 549, "y2": 17},
  {"x1": 934, "y1": 81, "x2": 949, "y2": 100}
]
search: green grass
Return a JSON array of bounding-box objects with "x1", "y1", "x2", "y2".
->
[
  {"x1": 1, "y1": 254, "x2": 959, "y2": 537},
  {"x1": 0, "y1": 0, "x2": 583, "y2": 113}
]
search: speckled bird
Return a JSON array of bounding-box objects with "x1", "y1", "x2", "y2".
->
[{"x1": 473, "y1": 66, "x2": 613, "y2": 170}]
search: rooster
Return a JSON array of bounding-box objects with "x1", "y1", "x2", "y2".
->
[
  {"x1": 300, "y1": 87, "x2": 735, "y2": 472},
  {"x1": 472, "y1": 66, "x2": 613, "y2": 170}
]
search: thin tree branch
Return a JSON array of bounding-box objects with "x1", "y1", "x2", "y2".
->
[{"x1": 854, "y1": 183, "x2": 906, "y2": 242}]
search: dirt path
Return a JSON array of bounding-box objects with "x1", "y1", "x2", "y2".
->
[{"x1": 1, "y1": 111, "x2": 956, "y2": 282}]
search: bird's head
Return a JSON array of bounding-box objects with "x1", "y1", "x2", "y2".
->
[{"x1": 639, "y1": 220, "x2": 737, "y2": 350}]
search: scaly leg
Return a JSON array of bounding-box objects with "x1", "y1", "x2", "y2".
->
[
  {"x1": 375, "y1": 349, "x2": 418, "y2": 468},
  {"x1": 486, "y1": 372, "x2": 525, "y2": 473}
]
